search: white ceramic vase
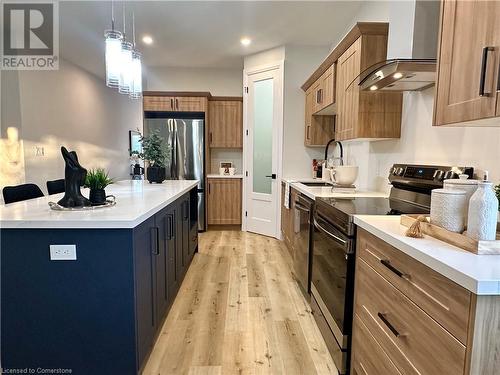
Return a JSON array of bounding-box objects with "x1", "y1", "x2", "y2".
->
[{"x1": 467, "y1": 182, "x2": 499, "y2": 241}]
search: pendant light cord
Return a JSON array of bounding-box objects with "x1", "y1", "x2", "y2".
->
[
  {"x1": 132, "y1": 12, "x2": 136, "y2": 48},
  {"x1": 111, "y1": 0, "x2": 114, "y2": 31},
  {"x1": 122, "y1": 2, "x2": 126, "y2": 39}
]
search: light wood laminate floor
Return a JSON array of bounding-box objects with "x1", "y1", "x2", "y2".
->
[{"x1": 143, "y1": 229, "x2": 337, "y2": 375}]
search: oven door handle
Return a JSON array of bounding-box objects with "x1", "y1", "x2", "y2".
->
[
  {"x1": 313, "y1": 218, "x2": 347, "y2": 246},
  {"x1": 295, "y1": 202, "x2": 311, "y2": 212}
]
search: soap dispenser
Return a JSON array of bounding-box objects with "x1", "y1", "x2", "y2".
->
[{"x1": 467, "y1": 171, "x2": 499, "y2": 241}]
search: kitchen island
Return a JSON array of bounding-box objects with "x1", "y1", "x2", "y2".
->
[{"x1": 1, "y1": 180, "x2": 199, "y2": 375}]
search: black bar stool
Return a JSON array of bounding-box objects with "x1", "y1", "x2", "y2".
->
[
  {"x1": 46, "y1": 179, "x2": 65, "y2": 195},
  {"x1": 3, "y1": 183, "x2": 44, "y2": 204}
]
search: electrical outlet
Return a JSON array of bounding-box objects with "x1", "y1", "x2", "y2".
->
[{"x1": 50, "y1": 245, "x2": 77, "y2": 260}]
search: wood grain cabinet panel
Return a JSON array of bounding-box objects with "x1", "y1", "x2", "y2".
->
[
  {"x1": 143, "y1": 96, "x2": 175, "y2": 111},
  {"x1": 357, "y1": 228, "x2": 471, "y2": 345},
  {"x1": 354, "y1": 258, "x2": 466, "y2": 375},
  {"x1": 175, "y1": 96, "x2": 207, "y2": 112},
  {"x1": 351, "y1": 314, "x2": 401, "y2": 375},
  {"x1": 434, "y1": 0, "x2": 500, "y2": 126},
  {"x1": 304, "y1": 87, "x2": 335, "y2": 147},
  {"x1": 207, "y1": 178, "x2": 242, "y2": 225},
  {"x1": 208, "y1": 100, "x2": 243, "y2": 148}
]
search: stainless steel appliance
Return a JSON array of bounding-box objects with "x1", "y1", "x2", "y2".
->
[
  {"x1": 144, "y1": 112, "x2": 206, "y2": 231},
  {"x1": 292, "y1": 192, "x2": 314, "y2": 297},
  {"x1": 310, "y1": 163, "x2": 473, "y2": 374}
]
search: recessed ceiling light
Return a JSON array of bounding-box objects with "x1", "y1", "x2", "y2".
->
[
  {"x1": 370, "y1": 85, "x2": 378, "y2": 91},
  {"x1": 142, "y1": 35, "x2": 153, "y2": 45},
  {"x1": 240, "y1": 37, "x2": 251, "y2": 46},
  {"x1": 393, "y1": 72, "x2": 403, "y2": 79}
]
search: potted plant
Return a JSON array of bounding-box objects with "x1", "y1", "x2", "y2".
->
[
  {"x1": 140, "y1": 130, "x2": 169, "y2": 183},
  {"x1": 84, "y1": 168, "x2": 114, "y2": 205},
  {"x1": 495, "y1": 183, "x2": 500, "y2": 221}
]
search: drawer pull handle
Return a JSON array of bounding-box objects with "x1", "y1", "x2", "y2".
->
[
  {"x1": 380, "y1": 259, "x2": 406, "y2": 278},
  {"x1": 378, "y1": 312, "x2": 401, "y2": 338}
]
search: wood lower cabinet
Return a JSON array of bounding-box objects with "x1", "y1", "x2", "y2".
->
[
  {"x1": 207, "y1": 178, "x2": 242, "y2": 225},
  {"x1": 434, "y1": 0, "x2": 500, "y2": 126},
  {"x1": 352, "y1": 228, "x2": 500, "y2": 375},
  {"x1": 208, "y1": 99, "x2": 243, "y2": 148},
  {"x1": 281, "y1": 183, "x2": 296, "y2": 259}
]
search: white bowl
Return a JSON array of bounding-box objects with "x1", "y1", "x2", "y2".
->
[{"x1": 331, "y1": 166, "x2": 359, "y2": 186}]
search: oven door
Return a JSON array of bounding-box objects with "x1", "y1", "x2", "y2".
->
[{"x1": 311, "y1": 212, "x2": 355, "y2": 350}]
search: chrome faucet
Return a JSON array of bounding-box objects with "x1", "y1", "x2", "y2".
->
[{"x1": 324, "y1": 139, "x2": 343, "y2": 166}]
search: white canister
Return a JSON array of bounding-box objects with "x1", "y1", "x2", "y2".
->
[
  {"x1": 444, "y1": 174, "x2": 480, "y2": 225},
  {"x1": 467, "y1": 181, "x2": 499, "y2": 241},
  {"x1": 430, "y1": 188, "x2": 467, "y2": 233}
]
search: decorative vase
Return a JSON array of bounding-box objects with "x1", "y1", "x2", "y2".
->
[
  {"x1": 147, "y1": 166, "x2": 166, "y2": 184},
  {"x1": 430, "y1": 188, "x2": 467, "y2": 233},
  {"x1": 89, "y1": 189, "x2": 107, "y2": 205},
  {"x1": 467, "y1": 182, "x2": 499, "y2": 241}
]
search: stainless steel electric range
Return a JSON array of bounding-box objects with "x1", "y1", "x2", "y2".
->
[{"x1": 310, "y1": 164, "x2": 474, "y2": 375}]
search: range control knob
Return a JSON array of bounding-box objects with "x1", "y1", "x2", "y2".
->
[
  {"x1": 396, "y1": 167, "x2": 405, "y2": 176},
  {"x1": 433, "y1": 169, "x2": 445, "y2": 181},
  {"x1": 389, "y1": 166, "x2": 396, "y2": 175},
  {"x1": 444, "y1": 170, "x2": 457, "y2": 180}
]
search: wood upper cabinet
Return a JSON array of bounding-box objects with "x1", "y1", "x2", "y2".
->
[
  {"x1": 207, "y1": 178, "x2": 242, "y2": 225},
  {"x1": 143, "y1": 96, "x2": 175, "y2": 111},
  {"x1": 434, "y1": 0, "x2": 500, "y2": 126},
  {"x1": 313, "y1": 64, "x2": 336, "y2": 115},
  {"x1": 336, "y1": 35, "x2": 402, "y2": 141},
  {"x1": 143, "y1": 95, "x2": 207, "y2": 112},
  {"x1": 304, "y1": 87, "x2": 335, "y2": 147},
  {"x1": 208, "y1": 99, "x2": 243, "y2": 148}
]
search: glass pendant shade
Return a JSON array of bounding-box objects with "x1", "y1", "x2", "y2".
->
[
  {"x1": 130, "y1": 50, "x2": 142, "y2": 99},
  {"x1": 104, "y1": 30, "x2": 123, "y2": 88},
  {"x1": 119, "y1": 40, "x2": 133, "y2": 94}
]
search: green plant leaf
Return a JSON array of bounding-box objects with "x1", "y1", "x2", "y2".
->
[
  {"x1": 139, "y1": 129, "x2": 170, "y2": 167},
  {"x1": 84, "y1": 168, "x2": 114, "y2": 190}
]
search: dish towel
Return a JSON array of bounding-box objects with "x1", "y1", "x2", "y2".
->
[{"x1": 284, "y1": 182, "x2": 290, "y2": 209}]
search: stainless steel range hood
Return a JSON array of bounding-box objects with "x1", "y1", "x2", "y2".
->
[{"x1": 359, "y1": 0, "x2": 440, "y2": 92}]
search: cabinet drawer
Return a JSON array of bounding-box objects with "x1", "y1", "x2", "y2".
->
[
  {"x1": 355, "y1": 258, "x2": 466, "y2": 375},
  {"x1": 357, "y1": 228, "x2": 471, "y2": 344},
  {"x1": 352, "y1": 314, "x2": 401, "y2": 375}
]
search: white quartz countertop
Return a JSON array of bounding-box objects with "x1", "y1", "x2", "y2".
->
[
  {"x1": 207, "y1": 174, "x2": 243, "y2": 179},
  {"x1": 283, "y1": 178, "x2": 388, "y2": 200},
  {"x1": 0, "y1": 180, "x2": 199, "y2": 229},
  {"x1": 354, "y1": 215, "x2": 500, "y2": 295}
]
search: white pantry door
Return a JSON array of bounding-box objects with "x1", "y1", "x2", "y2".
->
[{"x1": 244, "y1": 65, "x2": 283, "y2": 238}]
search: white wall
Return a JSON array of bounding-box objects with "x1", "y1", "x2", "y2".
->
[
  {"x1": 145, "y1": 66, "x2": 243, "y2": 96},
  {"x1": 350, "y1": 88, "x2": 500, "y2": 192},
  {"x1": 283, "y1": 45, "x2": 331, "y2": 178},
  {"x1": 0, "y1": 59, "x2": 142, "y2": 194}
]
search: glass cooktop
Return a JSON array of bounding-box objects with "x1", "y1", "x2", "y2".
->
[{"x1": 317, "y1": 196, "x2": 430, "y2": 216}]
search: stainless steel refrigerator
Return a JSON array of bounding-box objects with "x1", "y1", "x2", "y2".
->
[{"x1": 144, "y1": 112, "x2": 206, "y2": 231}]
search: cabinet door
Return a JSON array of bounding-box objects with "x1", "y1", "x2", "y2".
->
[
  {"x1": 133, "y1": 216, "x2": 157, "y2": 369},
  {"x1": 180, "y1": 196, "x2": 190, "y2": 268},
  {"x1": 166, "y1": 207, "x2": 179, "y2": 303},
  {"x1": 155, "y1": 208, "x2": 169, "y2": 322},
  {"x1": 321, "y1": 64, "x2": 335, "y2": 109},
  {"x1": 304, "y1": 88, "x2": 335, "y2": 147},
  {"x1": 143, "y1": 96, "x2": 175, "y2": 111},
  {"x1": 175, "y1": 97, "x2": 207, "y2": 112},
  {"x1": 208, "y1": 100, "x2": 243, "y2": 148},
  {"x1": 336, "y1": 38, "x2": 361, "y2": 140},
  {"x1": 434, "y1": 0, "x2": 500, "y2": 126},
  {"x1": 207, "y1": 178, "x2": 242, "y2": 225}
]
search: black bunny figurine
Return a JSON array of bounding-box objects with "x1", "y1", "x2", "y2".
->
[{"x1": 57, "y1": 146, "x2": 91, "y2": 207}]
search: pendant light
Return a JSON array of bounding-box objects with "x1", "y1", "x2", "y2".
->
[
  {"x1": 129, "y1": 13, "x2": 142, "y2": 99},
  {"x1": 119, "y1": 3, "x2": 133, "y2": 95},
  {"x1": 104, "y1": 0, "x2": 123, "y2": 88}
]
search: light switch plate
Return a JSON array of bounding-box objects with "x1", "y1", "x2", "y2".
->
[{"x1": 50, "y1": 245, "x2": 77, "y2": 260}]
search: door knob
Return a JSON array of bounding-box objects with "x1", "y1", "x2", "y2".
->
[{"x1": 265, "y1": 174, "x2": 277, "y2": 179}]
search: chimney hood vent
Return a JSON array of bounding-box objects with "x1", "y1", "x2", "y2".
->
[{"x1": 359, "y1": 0, "x2": 439, "y2": 92}]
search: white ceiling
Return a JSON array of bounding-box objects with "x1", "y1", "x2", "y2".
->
[{"x1": 60, "y1": 1, "x2": 364, "y2": 76}]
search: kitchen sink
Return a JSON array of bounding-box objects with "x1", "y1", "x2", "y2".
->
[{"x1": 300, "y1": 182, "x2": 333, "y2": 187}]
